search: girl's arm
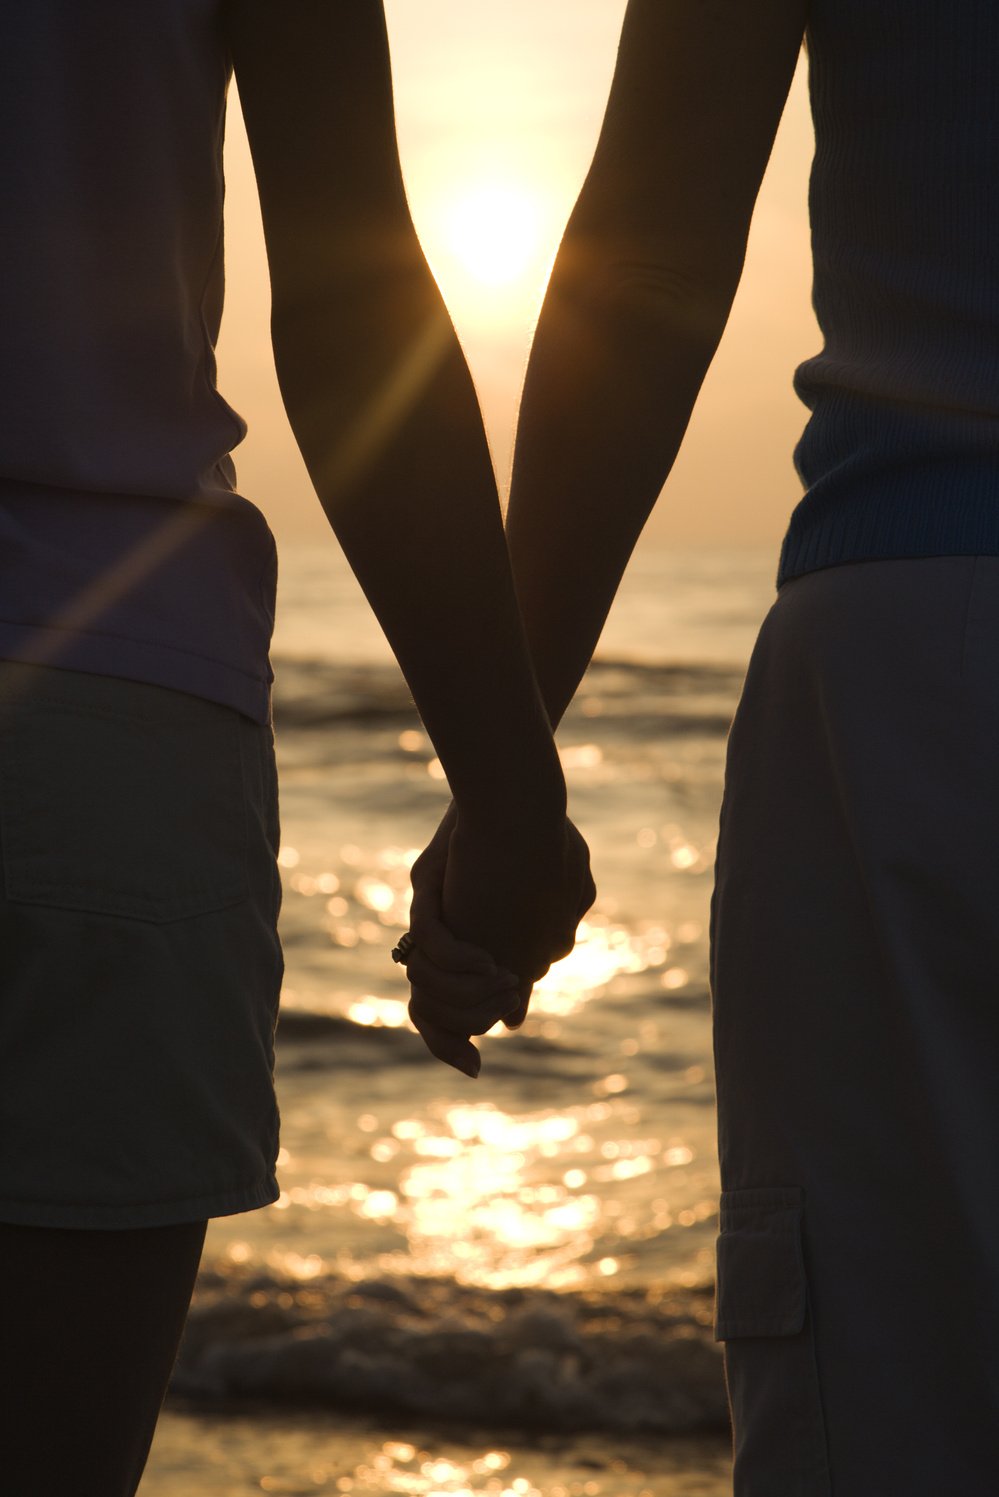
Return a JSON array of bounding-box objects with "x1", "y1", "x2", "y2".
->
[{"x1": 227, "y1": 1, "x2": 593, "y2": 1054}]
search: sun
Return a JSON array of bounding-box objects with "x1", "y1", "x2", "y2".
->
[{"x1": 441, "y1": 180, "x2": 543, "y2": 289}]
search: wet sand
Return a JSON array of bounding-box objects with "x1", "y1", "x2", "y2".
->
[{"x1": 145, "y1": 1402, "x2": 733, "y2": 1496}]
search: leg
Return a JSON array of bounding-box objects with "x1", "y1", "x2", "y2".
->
[
  {"x1": 0, "y1": 1218, "x2": 207, "y2": 1497},
  {"x1": 711, "y1": 557, "x2": 999, "y2": 1493}
]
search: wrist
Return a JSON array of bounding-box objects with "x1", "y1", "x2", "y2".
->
[{"x1": 455, "y1": 746, "x2": 567, "y2": 841}]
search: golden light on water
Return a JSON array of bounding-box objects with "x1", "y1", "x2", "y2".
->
[
  {"x1": 227, "y1": 1079, "x2": 714, "y2": 1294},
  {"x1": 559, "y1": 743, "x2": 604, "y2": 771},
  {"x1": 292, "y1": 1099, "x2": 696, "y2": 1291},
  {"x1": 408, "y1": 1108, "x2": 593, "y2": 1253},
  {"x1": 347, "y1": 994, "x2": 409, "y2": 1028},
  {"x1": 275, "y1": 836, "x2": 701, "y2": 1027},
  {"x1": 528, "y1": 918, "x2": 656, "y2": 1016},
  {"x1": 354, "y1": 875, "x2": 396, "y2": 913},
  {"x1": 250, "y1": 837, "x2": 715, "y2": 1293},
  {"x1": 252, "y1": 1435, "x2": 558, "y2": 1497}
]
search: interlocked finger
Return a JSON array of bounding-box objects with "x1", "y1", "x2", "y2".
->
[
  {"x1": 408, "y1": 983, "x2": 520, "y2": 1039},
  {"x1": 404, "y1": 947, "x2": 519, "y2": 1009}
]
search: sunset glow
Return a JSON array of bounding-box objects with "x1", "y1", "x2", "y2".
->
[
  {"x1": 219, "y1": 0, "x2": 816, "y2": 549},
  {"x1": 440, "y1": 180, "x2": 543, "y2": 288}
]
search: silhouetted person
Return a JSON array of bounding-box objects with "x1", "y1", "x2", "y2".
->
[
  {"x1": 410, "y1": 0, "x2": 999, "y2": 1491},
  {"x1": 0, "y1": 5, "x2": 591, "y2": 1493}
]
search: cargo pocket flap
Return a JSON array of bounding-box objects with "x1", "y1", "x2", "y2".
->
[{"x1": 714, "y1": 1186, "x2": 807, "y2": 1341}]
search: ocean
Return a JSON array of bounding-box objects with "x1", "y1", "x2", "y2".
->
[{"x1": 144, "y1": 539, "x2": 780, "y2": 1496}]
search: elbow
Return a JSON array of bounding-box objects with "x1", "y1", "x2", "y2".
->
[
  {"x1": 554, "y1": 194, "x2": 746, "y2": 351},
  {"x1": 598, "y1": 258, "x2": 739, "y2": 346},
  {"x1": 570, "y1": 240, "x2": 743, "y2": 352}
]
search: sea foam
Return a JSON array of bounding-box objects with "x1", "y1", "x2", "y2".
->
[{"x1": 172, "y1": 1263, "x2": 726, "y2": 1435}]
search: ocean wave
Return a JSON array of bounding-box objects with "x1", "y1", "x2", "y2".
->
[
  {"x1": 273, "y1": 1008, "x2": 589, "y2": 1078},
  {"x1": 172, "y1": 1263, "x2": 726, "y2": 1435},
  {"x1": 270, "y1": 654, "x2": 745, "y2": 734},
  {"x1": 272, "y1": 657, "x2": 418, "y2": 728}
]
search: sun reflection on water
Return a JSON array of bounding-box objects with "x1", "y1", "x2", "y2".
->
[
  {"x1": 278, "y1": 837, "x2": 705, "y2": 1032},
  {"x1": 526, "y1": 917, "x2": 667, "y2": 1016},
  {"x1": 347, "y1": 994, "x2": 409, "y2": 1027},
  {"x1": 296, "y1": 1099, "x2": 688, "y2": 1290},
  {"x1": 330, "y1": 1438, "x2": 541, "y2": 1497},
  {"x1": 259, "y1": 836, "x2": 717, "y2": 1297},
  {"x1": 330, "y1": 905, "x2": 671, "y2": 1034}
]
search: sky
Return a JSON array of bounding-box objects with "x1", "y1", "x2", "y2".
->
[{"x1": 216, "y1": 1, "x2": 819, "y2": 556}]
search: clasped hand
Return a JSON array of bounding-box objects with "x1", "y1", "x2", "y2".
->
[{"x1": 400, "y1": 799, "x2": 596, "y2": 1077}]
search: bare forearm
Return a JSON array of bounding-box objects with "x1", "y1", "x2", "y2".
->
[
  {"x1": 273, "y1": 250, "x2": 566, "y2": 832},
  {"x1": 230, "y1": 0, "x2": 566, "y2": 837},
  {"x1": 503, "y1": 0, "x2": 808, "y2": 730},
  {"x1": 505, "y1": 231, "x2": 735, "y2": 729}
]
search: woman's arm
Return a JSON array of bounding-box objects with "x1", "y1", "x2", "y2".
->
[
  {"x1": 505, "y1": 0, "x2": 809, "y2": 725},
  {"x1": 225, "y1": 1, "x2": 594, "y2": 1070},
  {"x1": 227, "y1": 0, "x2": 564, "y2": 832}
]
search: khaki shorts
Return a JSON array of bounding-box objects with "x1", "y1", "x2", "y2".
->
[
  {"x1": 709, "y1": 555, "x2": 999, "y2": 1495},
  {"x1": 0, "y1": 661, "x2": 282, "y2": 1229}
]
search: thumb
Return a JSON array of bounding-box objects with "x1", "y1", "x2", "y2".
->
[
  {"x1": 502, "y1": 979, "x2": 534, "y2": 1030},
  {"x1": 409, "y1": 1004, "x2": 482, "y2": 1079}
]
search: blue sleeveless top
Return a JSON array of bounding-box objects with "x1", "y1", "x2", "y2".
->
[
  {"x1": 779, "y1": 0, "x2": 999, "y2": 588},
  {"x1": 0, "y1": 1, "x2": 275, "y2": 723}
]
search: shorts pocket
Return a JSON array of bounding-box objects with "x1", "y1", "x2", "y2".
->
[
  {"x1": 0, "y1": 685, "x2": 250, "y2": 923},
  {"x1": 714, "y1": 1186, "x2": 831, "y2": 1496}
]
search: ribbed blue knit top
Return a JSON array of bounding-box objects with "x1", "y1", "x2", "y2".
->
[{"x1": 777, "y1": 0, "x2": 999, "y2": 590}]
